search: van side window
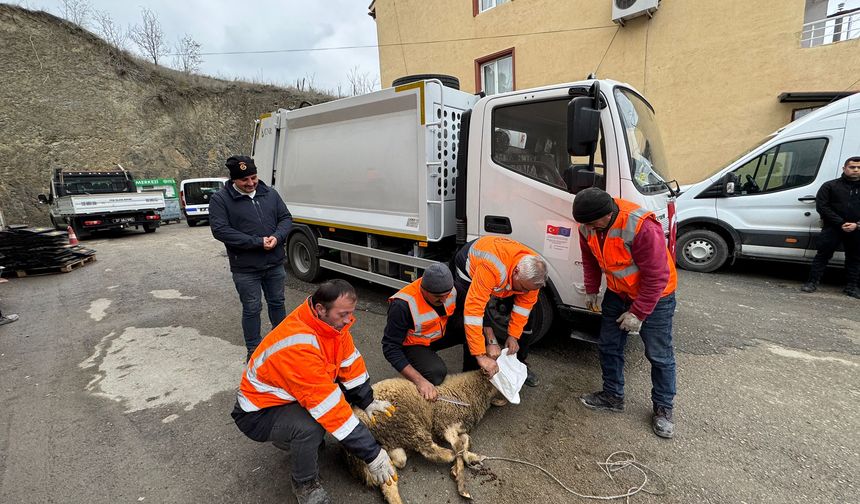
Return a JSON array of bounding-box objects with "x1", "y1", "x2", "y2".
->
[
  {"x1": 732, "y1": 138, "x2": 828, "y2": 194},
  {"x1": 491, "y1": 99, "x2": 570, "y2": 191}
]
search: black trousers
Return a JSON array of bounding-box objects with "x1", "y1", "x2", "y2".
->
[
  {"x1": 807, "y1": 226, "x2": 860, "y2": 286},
  {"x1": 402, "y1": 317, "x2": 478, "y2": 385}
]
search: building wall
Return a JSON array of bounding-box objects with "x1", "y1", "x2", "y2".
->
[{"x1": 371, "y1": 0, "x2": 860, "y2": 183}]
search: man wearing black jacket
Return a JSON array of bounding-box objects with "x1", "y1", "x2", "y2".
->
[
  {"x1": 801, "y1": 156, "x2": 860, "y2": 298},
  {"x1": 210, "y1": 156, "x2": 292, "y2": 359}
]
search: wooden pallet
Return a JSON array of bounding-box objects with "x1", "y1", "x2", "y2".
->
[{"x1": 14, "y1": 255, "x2": 97, "y2": 277}]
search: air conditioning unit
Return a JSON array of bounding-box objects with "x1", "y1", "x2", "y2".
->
[{"x1": 612, "y1": 0, "x2": 660, "y2": 26}]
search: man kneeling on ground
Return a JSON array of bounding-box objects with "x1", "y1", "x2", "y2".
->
[{"x1": 232, "y1": 279, "x2": 397, "y2": 504}]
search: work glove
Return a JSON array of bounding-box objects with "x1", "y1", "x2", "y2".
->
[
  {"x1": 616, "y1": 311, "x2": 642, "y2": 333},
  {"x1": 367, "y1": 448, "x2": 398, "y2": 486},
  {"x1": 585, "y1": 293, "x2": 600, "y2": 312},
  {"x1": 364, "y1": 399, "x2": 395, "y2": 425}
]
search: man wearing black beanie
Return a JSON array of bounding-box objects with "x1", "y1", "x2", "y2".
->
[
  {"x1": 573, "y1": 187, "x2": 678, "y2": 439},
  {"x1": 209, "y1": 155, "x2": 292, "y2": 361}
]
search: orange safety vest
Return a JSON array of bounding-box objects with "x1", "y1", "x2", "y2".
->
[
  {"x1": 389, "y1": 279, "x2": 457, "y2": 347},
  {"x1": 457, "y1": 236, "x2": 540, "y2": 355},
  {"x1": 580, "y1": 198, "x2": 677, "y2": 299},
  {"x1": 237, "y1": 298, "x2": 370, "y2": 442}
]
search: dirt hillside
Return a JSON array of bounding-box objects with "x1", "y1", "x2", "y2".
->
[{"x1": 0, "y1": 5, "x2": 329, "y2": 225}]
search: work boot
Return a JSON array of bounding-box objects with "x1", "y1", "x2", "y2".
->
[
  {"x1": 0, "y1": 314, "x2": 18, "y2": 326},
  {"x1": 652, "y1": 406, "x2": 675, "y2": 439},
  {"x1": 844, "y1": 285, "x2": 860, "y2": 299},
  {"x1": 580, "y1": 391, "x2": 624, "y2": 412},
  {"x1": 524, "y1": 367, "x2": 540, "y2": 387},
  {"x1": 800, "y1": 282, "x2": 817, "y2": 293},
  {"x1": 291, "y1": 477, "x2": 332, "y2": 504}
]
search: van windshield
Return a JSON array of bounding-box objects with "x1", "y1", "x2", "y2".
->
[
  {"x1": 615, "y1": 88, "x2": 671, "y2": 194},
  {"x1": 184, "y1": 181, "x2": 224, "y2": 205}
]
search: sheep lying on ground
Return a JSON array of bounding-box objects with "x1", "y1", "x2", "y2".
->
[{"x1": 347, "y1": 370, "x2": 501, "y2": 504}]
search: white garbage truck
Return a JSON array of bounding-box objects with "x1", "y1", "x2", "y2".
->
[{"x1": 252, "y1": 76, "x2": 678, "y2": 343}]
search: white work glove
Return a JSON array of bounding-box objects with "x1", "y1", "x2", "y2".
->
[
  {"x1": 616, "y1": 311, "x2": 643, "y2": 333},
  {"x1": 367, "y1": 448, "x2": 397, "y2": 486},
  {"x1": 585, "y1": 293, "x2": 600, "y2": 312},
  {"x1": 364, "y1": 399, "x2": 395, "y2": 425}
]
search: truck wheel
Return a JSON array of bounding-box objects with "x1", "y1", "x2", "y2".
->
[
  {"x1": 486, "y1": 289, "x2": 555, "y2": 346},
  {"x1": 392, "y1": 74, "x2": 460, "y2": 90},
  {"x1": 676, "y1": 229, "x2": 729, "y2": 273},
  {"x1": 186, "y1": 219, "x2": 197, "y2": 227},
  {"x1": 288, "y1": 232, "x2": 321, "y2": 282},
  {"x1": 143, "y1": 223, "x2": 157, "y2": 233}
]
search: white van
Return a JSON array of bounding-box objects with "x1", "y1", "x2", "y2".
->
[
  {"x1": 179, "y1": 178, "x2": 227, "y2": 227},
  {"x1": 674, "y1": 93, "x2": 860, "y2": 272}
]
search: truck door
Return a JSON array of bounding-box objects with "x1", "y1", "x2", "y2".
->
[
  {"x1": 714, "y1": 134, "x2": 840, "y2": 261},
  {"x1": 475, "y1": 91, "x2": 619, "y2": 307},
  {"x1": 251, "y1": 112, "x2": 283, "y2": 188}
]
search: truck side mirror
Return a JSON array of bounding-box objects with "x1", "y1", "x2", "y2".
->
[
  {"x1": 37, "y1": 194, "x2": 50, "y2": 204},
  {"x1": 722, "y1": 173, "x2": 739, "y2": 196},
  {"x1": 567, "y1": 96, "x2": 600, "y2": 157}
]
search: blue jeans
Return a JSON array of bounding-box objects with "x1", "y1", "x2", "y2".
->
[
  {"x1": 598, "y1": 289, "x2": 677, "y2": 409},
  {"x1": 232, "y1": 265, "x2": 287, "y2": 353}
]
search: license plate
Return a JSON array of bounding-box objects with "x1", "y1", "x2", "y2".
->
[{"x1": 114, "y1": 217, "x2": 135, "y2": 223}]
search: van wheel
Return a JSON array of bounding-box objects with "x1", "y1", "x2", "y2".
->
[
  {"x1": 288, "y1": 232, "x2": 321, "y2": 282},
  {"x1": 676, "y1": 229, "x2": 729, "y2": 273},
  {"x1": 186, "y1": 219, "x2": 197, "y2": 227},
  {"x1": 486, "y1": 289, "x2": 555, "y2": 346}
]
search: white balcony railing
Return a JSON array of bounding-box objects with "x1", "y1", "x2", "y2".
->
[{"x1": 801, "y1": 9, "x2": 860, "y2": 47}]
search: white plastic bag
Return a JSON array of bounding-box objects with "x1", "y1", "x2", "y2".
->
[{"x1": 489, "y1": 348, "x2": 528, "y2": 404}]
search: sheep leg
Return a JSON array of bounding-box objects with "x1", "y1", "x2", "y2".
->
[
  {"x1": 443, "y1": 424, "x2": 472, "y2": 500},
  {"x1": 379, "y1": 479, "x2": 405, "y2": 504},
  {"x1": 389, "y1": 447, "x2": 408, "y2": 469},
  {"x1": 457, "y1": 433, "x2": 486, "y2": 468}
]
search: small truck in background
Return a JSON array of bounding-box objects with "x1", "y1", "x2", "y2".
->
[{"x1": 38, "y1": 166, "x2": 164, "y2": 238}]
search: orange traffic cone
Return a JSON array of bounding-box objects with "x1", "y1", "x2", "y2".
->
[{"x1": 67, "y1": 225, "x2": 79, "y2": 246}]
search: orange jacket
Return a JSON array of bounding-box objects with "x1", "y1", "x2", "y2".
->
[
  {"x1": 389, "y1": 279, "x2": 457, "y2": 347},
  {"x1": 580, "y1": 198, "x2": 677, "y2": 300},
  {"x1": 456, "y1": 236, "x2": 539, "y2": 355},
  {"x1": 237, "y1": 299, "x2": 371, "y2": 442}
]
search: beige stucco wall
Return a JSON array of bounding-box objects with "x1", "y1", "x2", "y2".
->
[{"x1": 371, "y1": 0, "x2": 860, "y2": 183}]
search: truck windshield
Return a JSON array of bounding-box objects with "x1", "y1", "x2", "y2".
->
[
  {"x1": 615, "y1": 88, "x2": 671, "y2": 194},
  {"x1": 62, "y1": 175, "x2": 129, "y2": 195}
]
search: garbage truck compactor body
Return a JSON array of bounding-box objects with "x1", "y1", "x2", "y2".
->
[{"x1": 252, "y1": 78, "x2": 677, "y2": 343}]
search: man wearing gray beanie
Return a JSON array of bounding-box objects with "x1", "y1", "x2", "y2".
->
[{"x1": 381, "y1": 263, "x2": 475, "y2": 401}]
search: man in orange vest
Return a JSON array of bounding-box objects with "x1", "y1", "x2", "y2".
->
[
  {"x1": 573, "y1": 188, "x2": 678, "y2": 439},
  {"x1": 453, "y1": 236, "x2": 548, "y2": 384},
  {"x1": 382, "y1": 263, "x2": 474, "y2": 401},
  {"x1": 231, "y1": 279, "x2": 397, "y2": 504}
]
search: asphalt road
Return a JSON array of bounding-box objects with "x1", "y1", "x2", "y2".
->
[{"x1": 0, "y1": 224, "x2": 857, "y2": 504}]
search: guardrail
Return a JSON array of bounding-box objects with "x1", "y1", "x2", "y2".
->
[{"x1": 801, "y1": 9, "x2": 860, "y2": 47}]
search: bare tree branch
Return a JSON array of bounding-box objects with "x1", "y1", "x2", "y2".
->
[
  {"x1": 345, "y1": 65, "x2": 380, "y2": 96},
  {"x1": 129, "y1": 8, "x2": 168, "y2": 65},
  {"x1": 173, "y1": 34, "x2": 202, "y2": 74},
  {"x1": 93, "y1": 9, "x2": 127, "y2": 50},
  {"x1": 60, "y1": 0, "x2": 91, "y2": 28}
]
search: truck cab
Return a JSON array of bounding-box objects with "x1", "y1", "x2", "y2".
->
[{"x1": 675, "y1": 94, "x2": 860, "y2": 272}]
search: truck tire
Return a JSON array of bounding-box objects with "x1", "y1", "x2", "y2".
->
[
  {"x1": 676, "y1": 229, "x2": 729, "y2": 273},
  {"x1": 392, "y1": 74, "x2": 460, "y2": 90},
  {"x1": 288, "y1": 232, "x2": 322, "y2": 282},
  {"x1": 143, "y1": 223, "x2": 157, "y2": 233},
  {"x1": 486, "y1": 289, "x2": 555, "y2": 346},
  {"x1": 186, "y1": 218, "x2": 197, "y2": 227}
]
